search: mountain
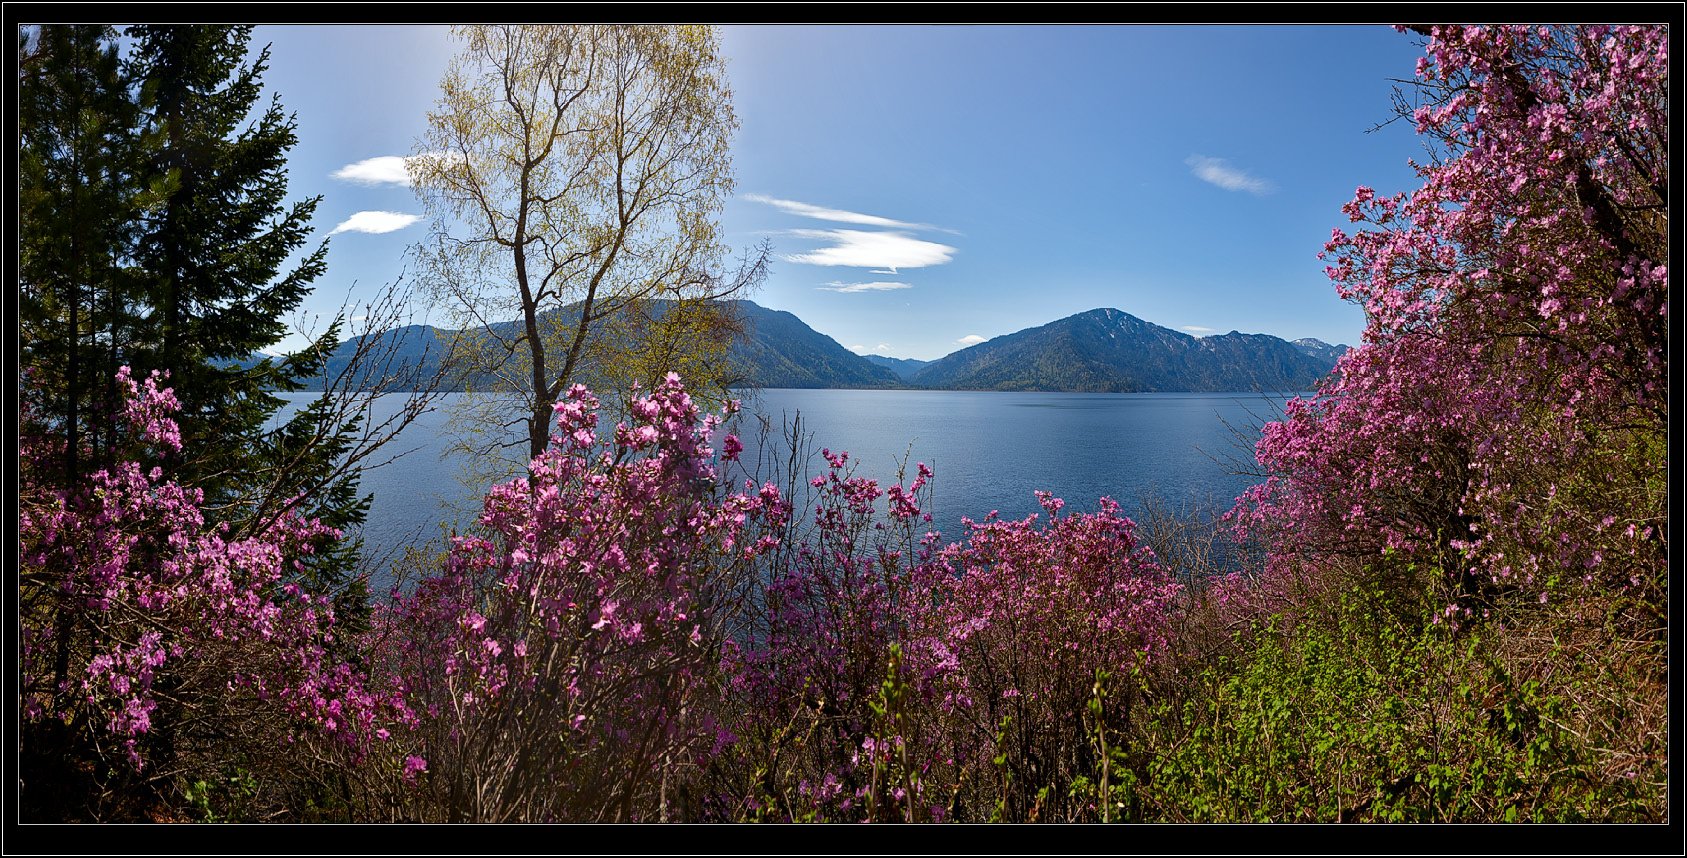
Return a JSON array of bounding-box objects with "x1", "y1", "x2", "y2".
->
[
  {"x1": 861, "y1": 354, "x2": 931, "y2": 381},
  {"x1": 285, "y1": 299, "x2": 898, "y2": 391},
  {"x1": 909, "y1": 308, "x2": 1338, "y2": 392},
  {"x1": 323, "y1": 324, "x2": 461, "y2": 389},
  {"x1": 270, "y1": 324, "x2": 466, "y2": 392},
  {"x1": 722, "y1": 300, "x2": 902, "y2": 388},
  {"x1": 276, "y1": 302, "x2": 1339, "y2": 394},
  {"x1": 467, "y1": 298, "x2": 901, "y2": 390},
  {"x1": 1290, "y1": 337, "x2": 1350, "y2": 368}
]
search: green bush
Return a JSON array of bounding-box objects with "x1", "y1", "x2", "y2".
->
[{"x1": 1120, "y1": 575, "x2": 1662, "y2": 822}]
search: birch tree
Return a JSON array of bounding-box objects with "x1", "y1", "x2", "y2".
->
[{"x1": 411, "y1": 24, "x2": 763, "y2": 467}]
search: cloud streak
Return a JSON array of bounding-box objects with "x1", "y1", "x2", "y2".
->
[
  {"x1": 331, "y1": 152, "x2": 462, "y2": 186},
  {"x1": 1181, "y1": 324, "x2": 1218, "y2": 334},
  {"x1": 332, "y1": 156, "x2": 412, "y2": 186},
  {"x1": 956, "y1": 334, "x2": 987, "y2": 346},
  {"x1": 784, "y1": 229, "x2": 956, "y2": 272},
  {"x1": 330, "y1": 211, "x2": 421, "y2": 235},
  {"x1": 817, "y1": 280, "x2": 913, "y2": 293},
  {"x1": 1186, "y1": 155, "x2": 1274, "y2": 195},
  {"x1": 745, "y1": 194, "x2": 926, "y2": 229}
]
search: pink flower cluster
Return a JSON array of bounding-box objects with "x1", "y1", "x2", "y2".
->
[
  {"x1": 914, "y1": 494, "x2": 1179, "y2": 695},
  {"x1": 19, "y1": 368, "x2": 409, "y2": 773},
  {"x1": 372, "y1": 373, "x2": 790, "y2": 820},
  {"x1": 899, "y1": 495, "x2": 1178, "y2": 816},
  {"x1": 715, "y1": 424, "x2": 1183, "y2": 820},
  {"x1": 1231, "y1": 25, "x2": 1667, "y2": 615}
]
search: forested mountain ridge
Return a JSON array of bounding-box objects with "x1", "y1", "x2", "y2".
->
[
  {"x1": 280, "y1": 302, "x2": 1342, "y2": 393},
  {"x1": 718, "y1": 300, "x2": 903, "y2": 388},
  {"x1": 909, "y1": 308, "x2": 1342, "y2": 392},
  {"x1": 862, "y1": 354, "x2": 931, "y2": 380}
]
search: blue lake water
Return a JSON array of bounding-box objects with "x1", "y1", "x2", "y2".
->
[{"x1": 273, "y1": 389, "x2": 1293, "y2": 575}]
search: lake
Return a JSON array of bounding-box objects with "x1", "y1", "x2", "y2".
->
[{"x1": 272, "y1": 389, "x2": 1293, "y2": 577}]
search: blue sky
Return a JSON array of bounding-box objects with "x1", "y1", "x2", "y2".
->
[{"x1": 250, "y1": 25, "x2": 1431, "y2": 361}]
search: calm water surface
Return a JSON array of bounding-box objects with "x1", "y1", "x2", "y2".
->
[{"x1": 274, "y1": 389, "x2": 1292, "y2": 573}]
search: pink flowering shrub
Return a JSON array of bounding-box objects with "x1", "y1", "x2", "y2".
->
[
  {"x1": 1229, "y1": 25, "x2": 1668, "y2": 619},
  {"x1": 710, "y1": 447, "x2": 946, "y2": 821},
  {"x1": 370, "y1": 375, "x2": 787, "y2": 822},
  {"x1": 709, "y1": 444, "x2": 1183, "y2": 821},
  {"x1": 904, "y1": 493, "x2": 1180, "y2": 821},
  {"x1": 373, "y1": 379, "x2": 1186, "y2": 823},
  {"x1": 19, "y1": 367, "x2": 408, "y2": 820},
  {"x1": 1226, "y1": 338, "x2": 1491, "y2": 579},
  {"x1": 1160, "y1": 27, "x2": 1668, "y2": 822}
]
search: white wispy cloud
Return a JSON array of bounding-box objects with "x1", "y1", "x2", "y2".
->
[
  {"x1": 956, "y1": 334, "x2": 987, "y2": 346},
  {"x1": 785, "y1": 229, "x2": 956, "y2": 272},
  {"x1": 1181, "y1": 325, "x2": 1218, "y2": 334},
  {"x1": 817, "y1": 280, "x2": 913, "y2": 293},
  {"x1": 330, "y1": 211, "x2": 422, "y2": 235},
  {"x1": 852, "y1": 343, "x2": 898, "y2": 354},
  {"x1": 331, "y1": 152, "x2": 462, "y2": 186},
  {"x1": 331, "y1": 156, "x2": 413, "y2": 186},
  {"x1": 1186, "y1": 155, "x2": 1275, "y2": 195},
  {"x1": 744, "y1": 194, "x2": 923, "y2": 229}
]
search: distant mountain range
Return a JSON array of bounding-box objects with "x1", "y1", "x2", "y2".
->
[
  {"x1": 910, "y1": 308, "x2": 1341, "y2": 392},
  {"x1": 276, "y1": 300, "x2": 1346, "y2": 394},
  {"x1": 861, "y1": 354, "x2": 931, "y2": 381},
  {"x1": 1290, "y1": 337, "x2": 1349, "y2": 369}
]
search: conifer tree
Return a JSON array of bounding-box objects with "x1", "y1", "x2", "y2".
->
[
  {"x1": 18, "y1": 23, "x2": 149, "y2": 818},
  {"x1": 18, "y1": 24, "x2": 142, "y2": 485},
  {"x1": 123, "y1": 27, "x2": 344, "y2": 514},
  {"x1": 124, "y1": 26, "x2": 382, "y2": 605},
  {"x1": 19, "y1": 24, "x2": 395, "y2": 818},
  {"x1": 21, "y1": 25, "x2": 375, "y2": 608}
]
